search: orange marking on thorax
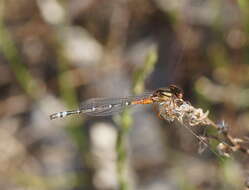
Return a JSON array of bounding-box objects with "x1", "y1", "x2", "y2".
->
[{"x1": 131, "y1": 98, "x2": 153, "y2": 105}]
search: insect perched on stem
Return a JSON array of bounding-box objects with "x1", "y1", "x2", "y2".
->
[
  {"x1": 50, "y1": 84, "x2": 249, "y2": 159},
  {"x1": 49, "y1": 85, "x2": 183, "y2": 120},
  {"x1": 50, "y1": 85, "x2": 229, "y2": 159}
]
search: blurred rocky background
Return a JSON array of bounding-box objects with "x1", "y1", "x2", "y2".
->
[{"x1": 0, "y1": 0, "x2": 249, "y2": 190}]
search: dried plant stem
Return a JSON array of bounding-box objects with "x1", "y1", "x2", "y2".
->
[
  {"x1": 159, "y1": 94, "x2": 249, "y2": 157},
  {"x1": 205, "y1": 118, "x2": 249, "y2": 156}
]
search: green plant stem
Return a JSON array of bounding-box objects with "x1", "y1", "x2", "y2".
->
[
  {"x1": 0, "y1": 2, "x2": 42, "y2": 100},
  {"x1": 132, "y1": 50, "x2": 158, "y2": 94},
  {"x1": 116, "y1": 110, "x2": 132, "y2": 190},
  {"x1": 115, "y1": 49, "x2": 157, "y2": 190},
  {"x1": 50, "y1": 1, "x2": 91, "y2": 188}
]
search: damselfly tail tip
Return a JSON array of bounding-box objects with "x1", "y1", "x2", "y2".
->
[
  {"x1": 49, "y1": 110, "x2": 81, "y2": 120},
  {"x1": 50, "y1": 113, "x2": 59, "y2": 120}
]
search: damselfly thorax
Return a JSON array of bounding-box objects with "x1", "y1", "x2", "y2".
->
[{"x1": 49, "y1": 85, "x2": 183, "y2": 120}]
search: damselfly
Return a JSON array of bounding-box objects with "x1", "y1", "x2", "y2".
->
[
  {"x1": 49, "y1": 85, "x2": 183, "y2": 120},
  {"x1": 49, "y1": 85, "x2": 225, "y2": 159}
]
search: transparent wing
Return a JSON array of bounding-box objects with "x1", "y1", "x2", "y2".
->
[{"x1": 80, "y1": 92, "x2": 152, "y2": 116}]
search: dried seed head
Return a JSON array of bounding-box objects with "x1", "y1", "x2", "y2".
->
[{"x1": 159, "y1": 100, "x2": 209, "y2": 127}]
